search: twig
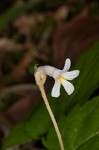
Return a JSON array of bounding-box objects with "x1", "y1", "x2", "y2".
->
[{"x1": 10, "y1": 28, "x2": 51, "y2": 78}]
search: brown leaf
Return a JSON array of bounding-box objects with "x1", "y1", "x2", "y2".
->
[
  {"x1": 13, "y1": 13, "x2": 45, "y2": 36},
  {"x1": 54, "y1": 5, "x2": 69, "y2": 21},
  {"x1": 0, "y1": 38, "x2": 22, "y2": 52},
  {"x1": 3, "y1": 90, "x2": 40, "y2": 123},
  {"x1": 13, "y1": 14, "x2": 35, "y2": 36},
  {"x1": 52, "y1": 8, "x2": 99, "y2": 68}
]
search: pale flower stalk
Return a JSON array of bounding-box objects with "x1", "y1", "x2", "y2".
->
[{"x1": 34, "y1": 58, "x2": 80, "y2": 150}]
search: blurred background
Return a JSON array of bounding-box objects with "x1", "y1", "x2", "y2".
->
[{"x1": 0, "y1": 0, "x2": 99, "y2": 149}]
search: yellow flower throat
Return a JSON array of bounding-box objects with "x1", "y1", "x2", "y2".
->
[{"x1": 58, "y1": 76, "x2": 66, "y2": 83}]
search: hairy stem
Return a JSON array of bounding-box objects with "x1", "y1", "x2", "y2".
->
[{"x1": 39, "y1": 85, "x2": 65, "y2": 150}]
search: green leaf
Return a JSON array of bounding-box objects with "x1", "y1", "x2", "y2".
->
[
  {"x1": 0, "y1": 0, "x2": 42, "y2": 31},
  {"x1": 77, "y1": 134, "x2": 99, "y2": 150},
  {"x1": 3, "y1": 41, "x2": 99, "y2": 149},
  {"x1": 43, "y1": 96, "x2": 99, "y2": 150},
  {"x1": 2, "y1": 123, "x2": 32, "y2": 150},
  {"x1": 2, "y1": 103, "x2": 52, "y2": 149},
  {"x1": 58, "y1": 41, "x2": 99, "y2": 114}
]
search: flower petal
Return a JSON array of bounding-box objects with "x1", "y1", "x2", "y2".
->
[
  {"x1": 43, "y1": 66, "x2": 56, "y2": 77},
  {"x1": 51, "y1": 80, "x2": 61, "y2": 97},
  {"x1": 53, "y1": 69, "x2": 61, "y2": 79},
  {"x1": 63, "y1": 58, "x2": 71, "y2": 71},
  {"x1": 61, "y1": 80, "x2": 74, "y2": 95},
  {"x1": 62, "y1": 70, "x2": 80, "y2": 80}
]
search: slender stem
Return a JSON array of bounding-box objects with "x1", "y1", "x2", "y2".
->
[{"x1": 39, "y1": 85, "x2": 65, "y2": 150}]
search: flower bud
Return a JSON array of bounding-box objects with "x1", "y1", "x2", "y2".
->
[{"x1": 34, "y1": 69, "x2": 47, "y2": 86}]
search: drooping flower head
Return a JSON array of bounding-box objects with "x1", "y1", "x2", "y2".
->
[{"x1": 35, "y1": 58, "x2": 80, "y2": 97}]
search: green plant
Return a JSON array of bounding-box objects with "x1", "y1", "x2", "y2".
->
[{"x1": 2, "y1": 41, "x2": 99, "y2": 150}]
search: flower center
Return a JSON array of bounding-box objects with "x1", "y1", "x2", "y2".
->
[{"x1": 58, "y1": 76, "x2": 66, "y2": 83}]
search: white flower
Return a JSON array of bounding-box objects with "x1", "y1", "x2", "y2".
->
[{"x1": 37, "y1": 58, "x2": 80, "y2": 97}]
